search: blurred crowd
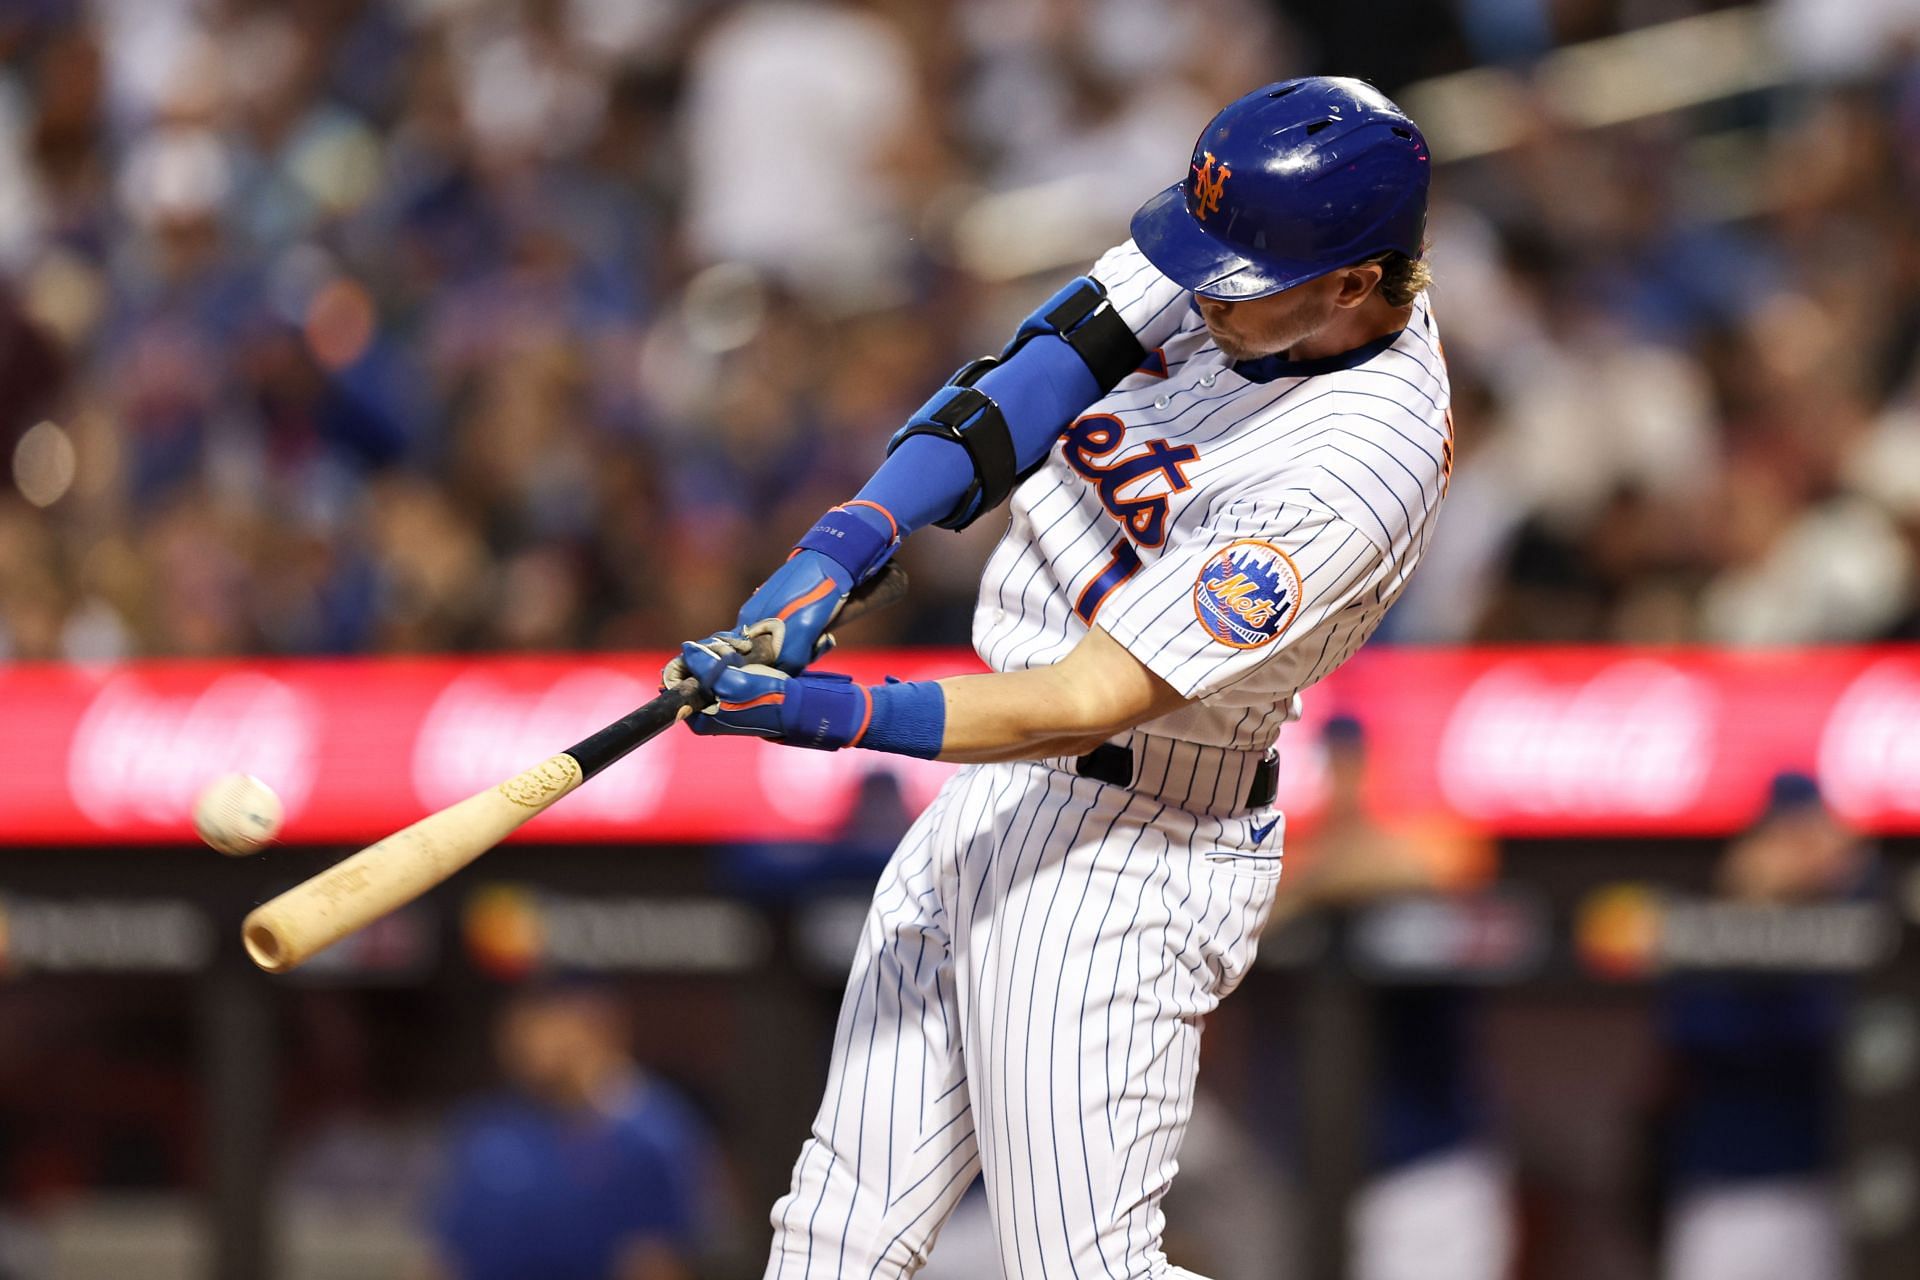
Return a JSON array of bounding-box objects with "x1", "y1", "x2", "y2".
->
[{"x1": 1, "y1": 0, "x2": 1919, "y2": 662}]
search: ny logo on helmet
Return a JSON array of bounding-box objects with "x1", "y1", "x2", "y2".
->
[{"x1": 1190, "y1": 151, "x2": 1231, "y2": 221}]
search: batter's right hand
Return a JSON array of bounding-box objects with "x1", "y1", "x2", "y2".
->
[{"x1": 733, "y1": 548, "x2": 856, "y2": 673}]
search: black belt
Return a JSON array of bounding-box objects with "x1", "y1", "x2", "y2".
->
[{"x1": 1074, "y1": 742, "x2": 1279, "y2": 810}]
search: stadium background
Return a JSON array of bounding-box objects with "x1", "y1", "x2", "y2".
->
[{"x1": 1, "y1": 0, "x2": 1919, "y2": 1277}]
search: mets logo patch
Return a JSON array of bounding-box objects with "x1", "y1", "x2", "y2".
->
[
  {"x1": 1190, "y1": 150, "x2": 1231, "y2": 221},
  {"x1": 1193, "y1": 539, "x2": 1302, "y2": 649}
]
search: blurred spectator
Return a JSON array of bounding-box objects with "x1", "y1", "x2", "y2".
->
[
  {"x1": 1, "y1": 0, "x2": 1918, "y2": 659},
  {"x1": 680, "y1": 0, "x2": 931, "y2": 311},
  {"x1": 1773, "y1": 0, "x2": 1920, "y2": 80},
  {"x1": 1656, "y1": 772, "x2": 1873, "y2": 1280},
  {"x1": 1275, "y1": 716, "x2": 1515, "y2": 1280},
  {"x1": 424, "y1": 983, "x2": 720, "y2": 1280},
  {"x1": 1277, "y1": 715, "x2": 1497, "y2": 907},
  {"x1": 717, "y1": 765, "x2": 920, "y2": 899}
]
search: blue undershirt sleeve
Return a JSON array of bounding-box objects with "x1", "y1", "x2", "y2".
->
[{"x1": 851, "y1": 333, "x2": 1104, "y2": 533}]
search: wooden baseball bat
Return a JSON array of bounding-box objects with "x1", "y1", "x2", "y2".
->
[{"x1": 241, "y1": 564, "x2": 909, "y2": 973}]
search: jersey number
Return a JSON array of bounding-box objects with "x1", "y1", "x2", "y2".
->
[{"x1": 1073, "y1": 540, "x2": 1142, "y2": 624}]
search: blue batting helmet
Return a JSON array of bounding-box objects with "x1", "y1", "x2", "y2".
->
[{"x1": 1130, "y1": 77, "x2": 1430, "y2": 301}]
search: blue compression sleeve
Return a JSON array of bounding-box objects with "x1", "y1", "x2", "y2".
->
[
  {"x1": 853, "y1": 334, "x2": 1104, "y2": 532},
  {"x1": 855, "y1": 679, "x2": 946, "y2": 759}
]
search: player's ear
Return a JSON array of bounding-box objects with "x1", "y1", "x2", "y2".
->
[{"x1": 1332, "y1": 262, "x2": 1385, "y2": 309}]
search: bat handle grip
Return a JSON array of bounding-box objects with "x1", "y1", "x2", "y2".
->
[{"x1": 566, "y1": 562, "x2": 911, "y2": 779}]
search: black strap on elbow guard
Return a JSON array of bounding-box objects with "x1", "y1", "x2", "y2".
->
[
  {"x1": 888, "y1": 358, "x2": 1016, "y2": 531},
  {"x1": 1027, "y1": 278, "x2": 1147, "y2": 392},
  {"x1": 1049, "y1": 281, "x2": 1145, "y2": 390}
]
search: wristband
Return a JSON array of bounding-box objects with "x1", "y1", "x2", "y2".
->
[{"x1": 855, "y1": 678, "x2": 946, "y2": 760}]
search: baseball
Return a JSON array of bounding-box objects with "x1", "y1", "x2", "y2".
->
[{"x1": 193, "y1": 774, "x2": 284, "y2": 856}]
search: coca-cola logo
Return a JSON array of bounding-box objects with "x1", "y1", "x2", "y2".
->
[
  {"x1": 1818, "y1": 659, "x2": 1920, "y2": 823},
  {"x1": 67, "y1": 673, "x2": 319, "y2": 827},
  {"x1": 412, "y1": 670, "x2": 670, "y2": 821},
  {"x1": 1437, "y1": 660, "x2": 1716, "y2": 819}
]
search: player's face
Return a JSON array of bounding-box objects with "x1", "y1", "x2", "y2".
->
[
  {"x1": 1195, "y1": 273, "x2": 1347, "y2": 361},
  {"x1": 497, "y1": 995, "x2": 624, "y2": 1102}
]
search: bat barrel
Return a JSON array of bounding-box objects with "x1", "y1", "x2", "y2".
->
[
  {"x1": 242, "y1": 753, "x2": 585, "y2": 973},
  {"x1": 242, "y1": 915, "x2": 296, "y2": 973},
  {"x1": 239, "y1": 565, "x2": 910, "y2": 973}
]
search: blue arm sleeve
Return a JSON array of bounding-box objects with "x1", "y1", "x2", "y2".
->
[{"x1": 852, "y1": 333, "x2": 1102, "y2": 533}]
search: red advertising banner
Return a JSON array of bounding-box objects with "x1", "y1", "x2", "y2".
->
[{"x1": 1, "y1": 647, "x2": 1916, "y2": 846}]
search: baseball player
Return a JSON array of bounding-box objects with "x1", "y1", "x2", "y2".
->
[{"x1": 670, "y1": 77, "x2": 1448, "y2": 1277}]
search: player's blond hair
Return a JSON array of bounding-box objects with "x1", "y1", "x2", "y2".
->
[{"x1": 1370, "y1": 251, "x2": 1432, "y2": 308}]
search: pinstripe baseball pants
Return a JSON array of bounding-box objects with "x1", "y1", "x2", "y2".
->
[{"x1": 763, "y1": 754, "x2": 1281, "y2": 1279}]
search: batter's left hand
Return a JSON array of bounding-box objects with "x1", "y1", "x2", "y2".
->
[{"x1": 675, "y1": 639, "x2": 873, "y2": 751}]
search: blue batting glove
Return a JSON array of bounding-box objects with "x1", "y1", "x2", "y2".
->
[
  {"x1": 677, "y1": 639, "x2": 873, "y2": 751},
  {"x1": 738, "y1": 502, "x2": 899, "y2": 673},
  {"x1": 734, "y1": 549, "x2": 855, "y2": 673}
]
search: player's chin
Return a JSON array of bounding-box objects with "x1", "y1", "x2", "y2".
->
[{"x1": 1206, "y1": 325, "x2": 1252, "y2": 361}]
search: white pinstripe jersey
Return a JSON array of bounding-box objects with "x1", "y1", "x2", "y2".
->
[{"x1": 973, "y1": 239, "x2": 1453, "y2": 752}]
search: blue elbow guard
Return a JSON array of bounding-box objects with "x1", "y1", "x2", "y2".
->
[
  {"x1": 886, "y1": 358, "x2": 1015, "y2": 531},
  {"x1": 881, "y1": 278, "x2": 1144, "y2": 531},
  {"x1": 1003, "y1": 275, "x2": 1145, "y2": 392}
]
